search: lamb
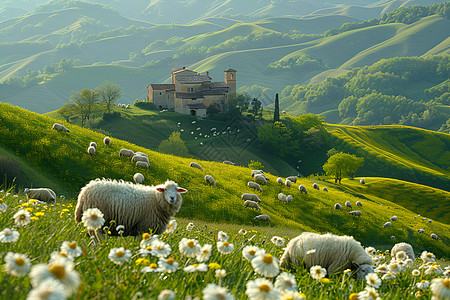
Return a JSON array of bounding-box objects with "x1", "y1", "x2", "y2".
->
[
  {"x1": 348, "y1": 211, "x2": 362, "y2": 217},
  {"x1": 254, "y1": 215, "x2": 270, "y2": 222},
  {"x1": 390, "y1": 216, "x2": 398, "y2": 222},
  {"x1": 204, "y1": 175, "x2": 216, "y2": 186},
  {"x1": 189, "y1": 162, "x2": 203, "y2": 171},
  {"x1": 383, "y1": 222, "x2": 392, "y2": 228},
  {"x1": 287, "y1": 176, "x2": 297, "y2": 183},
  {"x1": 90, "y1": 142, "x2": 97, "y2": 149},
  {"x1": 132, "y1": 155, "x2": 149, "y2": 164},
  {"x1": 391, "y1": 243, "x2": 415, "y2": 261},
  {"x1": 136, "y1": 161, "x2": 150, "y2": 169},
  {"x1": 24, "y1": 188, "x2": 56, "y2": 204},
  {"x1": 254, "y1": 174, "x2": 267, "y2": 185},
  {"x1": 278, "y1": 193, "x2": 287, "y2": 203},
  {"x1": 322, "y1": 187, "x2": 328, "y2": 192},
  {"x1": 418, "y1": 229, "x2": 425, "y2": 233},
  {"x1": 286, "y1": 195, "x2": 293, "y2": 203},
  {"x1": 431, "y1": 233, "x2": 439, "y2": 240},
  {"x1": 299, "y1": 185, "x2": 307, "y2": 194},
  {"x1": 247, "y1": 181, "x2": 262, "y2": 192},
  {"x1": 356, "y1": 201, "x2": 362, "y2": 207},
  {"x1": 345, "y1": 201, "x2": 352, "y2": 209},
  {"x1": 241, "y1": 193, "x2": 261, "y2": 203},
  {"x1": 103, "y1": 137, "x2": 111, "y2": 147},
  {"x1": 87, "y1": 146, "x2": 96, "y2": 157},
  {"x1": 133, "y1": 173, "x2": 145, "y2": 184},
  {"x1": 243, "y1": 200, "x2": 261, "y2": 212},
  {"x1": 75, "y1": 179, "x2": 187, "y2": 236},
  {"x1": 119, "y1": 149, "x2": 135, "y2": 157},
  {"x1": 277, "y1": 178, "x2": 284, "y2": 185},
  {"x1": 279, "y1": 232, "x2": 374, "y2": 279},
  {"x1": 52, "y1": 123, "x2": 70, "y2": 132},
  {"x1": 334, "y1": 203, "x2": 343, "y2": 210},
  {"x1": 313, "y1": 183, "x2": 319, "y2": 190},
  {"x1": 285, "y1": 179, "x2": 292, "y2": 188},
  {"x1": 223, "y1": 161, "x2": 235, "y2": 165},
  {"x1": 360, "y1": 178, "x2": 365, "y2": 184}
]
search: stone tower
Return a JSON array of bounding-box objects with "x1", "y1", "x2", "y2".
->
[{"x1": 224, "y1": 68, "x2": 237, "y2": 93}]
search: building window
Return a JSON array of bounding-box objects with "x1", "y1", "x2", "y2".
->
[
  {"x1": 159, "y1": 92, "x2": 162, "y2": 96},
  {"x1": 230, "y1": 73, "x2": 233, "y2": 80},
  {"x1": 188, "y1": 88, "x2": 194, "y2": 92}
]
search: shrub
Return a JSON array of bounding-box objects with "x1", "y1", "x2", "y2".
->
[
  {"x1": 134, "y1": 100, "x2": 156, "y2": 110},
  {"x1": 102, "y1": 111, "x2": 121, "y2": 121},
  {"x1": 0, "y1": 156, "x2": 21, "y2": 186}
]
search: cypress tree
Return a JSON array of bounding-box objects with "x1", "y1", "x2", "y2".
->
[{"x1": 274, "y1": 93, "x2": 280, "y2": 123}]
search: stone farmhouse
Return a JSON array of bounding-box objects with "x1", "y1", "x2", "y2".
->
[{"x1": 147, "y1": 67, "x2": 236, "y2": 117}]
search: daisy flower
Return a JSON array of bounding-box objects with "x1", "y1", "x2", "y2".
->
[
  {"x1": 165, "y1": 220, "x2": 177, "y2": 234},
  {"x1": 243, "y1": 245, "x2": 264, "y2": 261},
  {"x1": 108, "y1": 247, "x2": 132, "y2": 265},
  {"x1": 13, "y1": 209, "x2": 31, "y2": 227},
  {"x1": 421, "y1": 251, "x2": 436, "y2": 263},
  {"x1": 217, "y1": 241, "x2": 234, "y2": 255},
  {"x1": 404, "y1": 258, "x2": 414, "y2": 268},
  {"x1": 26, "y1": 279, "x2": 67, "y2": 300},
  {"x1": 81, "y1": 208, "x2": 105, "y2": 230},
  {"x1": 280, "y1": 291, "x2": 306, "y2": 300},
  {"x1": 365, "y1": 247, "x2": 376, "y2": 256},
  {"x1": 179, "y1": 238, "x2": 201, "y2": 257},
  {"x1": 49, "y1": 252, "x2": 74, "y2": 264},
  {"x1": 238, "y1": 229, "x2": 247, "y2": 235},
  {"x1": 202, "y1": 283, "x2": 235, "y2": 300},
  {"x1": 252, "y1": 253, "x2": 280, "y2": 278},
  {"x1": 183, "y1": 263, "x2": 208, "y2": 273},
  {"x1": 357, "y1": 286, "x2": 381, "y2": 300},
  {"x1": 140, "y1": 233, "x2": 158, "y2": 248},
  {"x1": 274, "y1": 272, "x2": 297, "y2": 292},
  {"x1": 217, "y1": 231, "x2": 229, "y2": 242},
  {"x1": 141, "y1": 263, "x2": 161, "y2": 273},
  {"x1": 366, "y1": 273, "x2": 382, "y2": 289},
  {"x1": 430, "y1": 278, "x2": 450, "y2": 300},
  {"x1": 215, "y1": 269, "x2": 226, "y2": 278},
  {"x1": 395, "y1": 251, "x2": 407, "y2": 261},
  {"x1": 0, "y1": 228, "x2": 20, "y2": 243},
  {"x1": 196, "y1": 244, "x2": 212, "y2": 262},
  {"x1": 158, "y1": 257, "x2": 178, "y2": 273},
  {"x1": 412, "y1": 269, "x2": 421, "y2": 276},
  {"x1": 388, "y1": 261, "x2": 402, "y2": 274},
  {"x1": 60, "y1": 241, "x2": 82, "y2": 258},
  {"x1": 4, "y1": 252, "x2": 31, "y2": 277},
  {"x1": 310, "y1": 265, "x2": 327, "y2": 280},
  {"x1": 138, "y1": 246, "x2": 153, "y2": 257},
  {"x1": 444, "y1": 269, "x2": 450, "y2": 277},
  {"x1": 425, "y1": 265, "x2": 443, "y2": 276},
  {"x1": 419, "y1": 262, "x2": 434, "y2": 270},
  {"x1": 0, "y1": 198, "x2": 7, "y2": 212},
  {"x1": 116, "y1": 225, "x2": 125, "y2": 235},
  {"x1": 157, "y1": 289, "x2": 175, "y2": 300},
  {"x1": 374, "y1": 264, "x2": 388, "y2": 274},
  {"x1": 186, "y1": 222, "x2": 195, "y2": 231},
  {"x1": 271, "y1": 236, "x2": 285, "y2": 246},
  {"x1": 246, "y1": 278, "x2": 281, "y2": 300},
  {"x1": 151, "y1": 239, "x2": 172, "y2": 258},
  {"x1": 381, "y1": 272, "x2": 396, "y2": 280},
  {"x1": 416, "y1": 280, "x2": 430, "y2": 290}
]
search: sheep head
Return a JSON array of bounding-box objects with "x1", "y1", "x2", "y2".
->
[
  {"x1": 352, "y1": 261, "x2": 374, "y2": 280},
  {"x1": 156, "y1": 180, "x2": 187, "y2": 205}
]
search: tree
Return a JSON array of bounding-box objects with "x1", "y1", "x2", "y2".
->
[
  {"x1": 257, "y1": 121, "x2": 293, "y2": 157},
  {"x1": 248, "y1": 160, "x2": 264, "y2": 171},
  {"x1": 273, "y1": 93, "x2": 280, "y2": 123},
  {"x1": 206, "y1": 103, "x2": 221, "y2": 117},
  {"x1": 70, "y1": 88, "x2": 99, "y2": 127},
  {"x1": 323, "y1": 152, "x2": 364, "y2": 184},
  {"x1": 157, "y1": 132, "x2": 189, "y2": 157},
  {"x1": 96, "y1": 81, "x2": 122, "y2": 114},
  {"x1": 248, "y1": 98, "x2": 263, "y2": 123},
  {"x1": 227, "y1": 92, "x2": 251, "y2": 116}
]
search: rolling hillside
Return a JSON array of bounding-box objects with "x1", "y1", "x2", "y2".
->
[{"x1": 1, "y1": 102, "x2": 449, "y2": 257}]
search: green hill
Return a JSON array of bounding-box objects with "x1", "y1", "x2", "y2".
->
[{"x1": 1, "y1": 101, "x2": 449, "y2": 257}]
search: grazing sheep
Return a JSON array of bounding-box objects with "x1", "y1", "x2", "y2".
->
[
  {"x1": 119, "y1": 149, "x2": 135, "y2": 157},
  {"x1": 431, "y1": 233, "x2": 439, "y2": 240},
  {"x1": 90, "y1": 142, "x2": 97, "y2": 149},
  {"x1": 87, "y1": 146, "x2": 96, "y2": 157},
  {"x1": 285, "y1": 179, "x2": 292, "y2": 188},
  {"x1": 280, "y1": 232, "x2": 374, "y2": 279},
  {"x1": 287, "y1": 176, "x2": 297, "y2": 183},
  {"x1": 277, "y1": 178, "x2": 284, "y2": 185},
  {"x1": 322, "y1": 187, "x2": 328, "y2": 192},
  {"x1": 254, "y1": 215, "x2": 270, "y2": 222},
  {"x1": 132, "y1": 155, "x2": 149, "y2": 164},
  {"x1": 299, "y1": 185, "x2": 307, "y2": 194},
  {"x1": 136, "y1": 161, "x2": 150, "y2": 169},
  {"x1": 52, "y1": 123, "x2": 70, "y2": 132},
  {"x1": 313, "y1": 183, "x2": 319, "y2": 190},
  {"x1": 251, "y1": 170, "x2": 264, "y2": 177},
  {"x1": 356, "y1": 201, "x2": 362, "y2": 207},
  {"x1": 360, "y1": 178, "x2": 365, "y2": 185},
  {"x1": 103, "y1": 137, "x2": 111, "y2": 147},
  {"x1": 278, "y1": 193, "x2": 287, "y2": 203},
  {"x1": 75, "y1": 179, "x2": 187, "y2": 236},
  {"x1": 428, "y1": 220, "x2": 432, "y2": 223},
  {"x1": 254, "y1": 174, "x2": 267, "y2": 185},
  {"x1": 24, "y1": 188, "x2": 56, "y2": 204},
  {"x1": 243, "y1": 200, "x2": 261, "y2": 212},
  {"x1": 286, "y1": 195, "x2": 293, "y2": 203},
  {"x1": 348, "y1": 211, "x2": 362, "y2": 217},
  {"x1": 247, "y1": 181, "x2": 262, "y2": 192},
  {"x1": 418, "y1": 229, "x2": 425, "y2": 233},
  {"x1": 135, "y1": 152, "x2": 148, "y2": 158},
  {"x1": 345, "y1": 201, "x2": 352, "y2": 209},
  {"x1": 241, "y1": 193, "x2": 261, "y2": 203},
  {"x1": 391, "y1": 243, "x2": 415, "y2": 261},
  {"x1": 223, "y1": 161, "x2": 235, "y2": 165},
  {"x1": 334, "y1": 203, "x2": 343, "y2": 210},
  {"x1": 133, "y1": 173, "x2": 145, "y2": 184},
  {"x1": 383, "y1": 222, "x2": 392, "y2": 228},
  {"x1": 204, "y1": 175, "x2": 216, "y2": 186},
  {"x1": 390, "y1": 216, "x2": 398, "y2": 222},
  {"x1": 189, "y1": 162, "x2": 203, "y2": 171}
]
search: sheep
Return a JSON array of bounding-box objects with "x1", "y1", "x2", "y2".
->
[
  {"x1": 391, "y1": 243, "x2": 415, "y2": 261},
  {"x1": 132, "y1": 155, "x2": 149, "y2": 164},
  {"x1": 251, "y1": 170, "x2": 264, "y2": 177},
  {"x1": 87, "y1": 146, "x2": 96, "y2": 157},
  {"x1": 103, "y1": 137, "x2": 111, "y2": 147},
  {"x1": 299, "y1": 185, "x2": 307, "y2": 194},
  {"x1": 348, "y1": 211, "x2": 362, "y2": 217},
  {"x1": 75, "y1": 179, "x2": 187, "y2": 236},
  {"x1": 133, "y1": 173, "x2": 145, "y2": 184},
  {"x1": 356, "y1": 201, "x2": 362, "y2": 207},
  {"x1": 313, "y1": 183, "x2": 319, "y2": 190},
  {"x1": 24, "y1": 188, "x2": 56, "y2": 204},
  {"x1": 136, "y1": 161, "x2": 150, "y2": 169},
  {"x1": 135, "y1": 152, "x2": 148, "y2": 158},
  {"x1": 428, "y1": 219, "x2": 432, "y2": 223},
  {"x1": 241, "y1": 193, "x2": 261, "y2": 203},
  {"x1": 254, "y1": 174, "x2": 267, "y2": 185},
  {"x1": 189, "y1": 162, "x2": 203, "y2": 171},
  {"x1": 334, "y1": 203, "x2": 343, "y2": 210},
  {"x1": 276, "y1": 178, "x2": 284, "y2": 185},
  {"x1": 390, "y1": 216, "x2": 398, "y2": 222},
  {"x1": 287, "y1": 176, "x2": 297, "y2": 183},
  {"x1": 345, "y1": 201, "x2": 352, "y2": 209},
  {"x1": 90, "y1": 142, "x2": 97, "y2": 149},
  {"x1": 383, "y1": 222, "x2": 392, "y2": 228},
  {"x1": 418, "y1": 229, "x2": 425, "y2": 233},
  {"x1": 360, "y1": 178, "x2": 365, "y2": 184},
  {"x1": 223, "y1": 161, "x2": 235, "y2": 165},
  {"x1": 431, "y1": 233, "x2": 439, "y2": 240},
  {"x1": 322, "y1": 187, "x2": 328, "y2": 192},
  {"x1": 243, "y1": 200, "x2": 261, "y2": 212},
  {"x1": 247, "y1": 181, "x2": 262, "y2": 192},
  {"x1": 254, "y1": 214, "x2": 270, "y2": 222},
  {"x1": 52, "y1": 123, "x2": 70, "y2": 132},
  {"x1": 286, "y1": 195, "x2": 293, "y2": 203},
  {"x1": 278, "y1": 193, "x2": 287, "y2": 203},
  {"x1": 119, "y1": 149, "x2": 135, "y2": 157},
  {"x1": 204, "y1": 175, "x2": 216, "y2": 186},
  {"x1": 280, "y1": 232, "x2": 374, "y2": 279},
  {"x1": 285, "y1": 179, "x2": 292, "y2": 188}
]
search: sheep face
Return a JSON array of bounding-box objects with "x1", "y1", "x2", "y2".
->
[
  {"x1": 353, "y1": 262, "x2": 374, "y2": 280},
  {"x1": 156, "y1": 181, "x2": 187, "y2": 205}
]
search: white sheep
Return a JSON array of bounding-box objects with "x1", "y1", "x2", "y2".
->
[
  {"x1": 356, "y1": 201, "x2": 362, "y2": 207},
  {"x1": 133, "y1": 173, "x2": 145, "y2": 184},
  {"x1": 189, "y1": 162, "x2": 203, "y2": 171},
  {"x1": 431, "y1": 233, "x2": 439, "y2": 240},
  {"x1": 418, "y1": 229, "x2": 425, "y2": 233},
  {"x1": 251, "y1": 170, "x2": 268, "y2": 180},
  {"x1": 75, "y1": 179, "x2": 187, "y2": 236},
  {"x1": 391, "y1": 243, "x2": 415, "y2": 261},
  {"x1": 276, "y1": 178, "x2": 284, "y2": 185},
  {"x1": 24, "y1": 188, "x2": 56, "y2": 204},
  {"x1": 52, "y1": 123, "x2": 70, "y2": 132},
  {"x1": 87, "y1": 146, "x2": 96, "y2": 157},
  {"x1": 360, "y1": 178, "x2": 365, "y2": 184},
  {"x1": 223, "y1": 161, "x2": 235, "y2": 165},
  {"x1": 334, "y1": 203, "x2": 343, "y2": 210},
  {"x1": 278, "y1": 193, "x2": 287, "y2": 203},
  {"x1": 243, "y1": 200, "x2": 261, "y2": 212},
  {"x1": 383, "y1": 222, "x2": 392, "y2": 228},
  {"x1": 132, "y1": 155, "x2": 149, "y2": 164},
  {"x1": 345, "y1": 201, "x2": 352, "y2": 209},
  {"x1": 313, "y1": 183, "x2": 319, "y2": 190},
  {"x1": 119, "y1": 149, "x2": 135, "y2": 157},
  {"x1": 348, "y1": 211, "x2": 362, "y2": 217},
  {"x1": 287, "y1": 176, "x2": 297, "y2": 183},
  {"x1": 247, "y1": 181, "x2": 262, "y2": 192},
  {"x1": 254, "y1": 174, "x2": 267, "y2": 185},
  {"x1": 136, "y1": 161, "x2": 150, "y2": 169},
  {"x1": 254, "y1": 214, "x2": 270, "y2": 222},
  {"x1": 90, "y1": 142, "x2": 97, "y2": 149},
  {"x1": 241, "y1": 193, "x2": 261, "y2": 203},
  {"x1": 285, "y1": 179, "x2": 291, "y2": 188},
  {"x1": 299, "y1": 185, "x2": 307, "y2": 194},
  {"x1": 135, "y1": 152, "x2": 148, "y2": 158},
  {"x1": 322, "y1": 187, "x2": 328, "y2": 192},
  {"x1": 204, "y1": 175, "x2": 216, "y2": 186},
  {"x1": 286, "y1": 195, "x2": 293, "y2": 203},
  {"x1": 280, "y1": 232, "x2": 374, "y2": 279},
  {"x1": 390, "y1": 216, "x2": 398, "y2": 221},
  {"x1": 103, "y1": 137, "x2": 111, "y2": 147}
]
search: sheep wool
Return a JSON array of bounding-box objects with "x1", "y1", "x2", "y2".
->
[
  {"x1": 243, "y1": 200, "x2": 261, "y2": 212},
  {"x1": 276, "y1": 178, "x2": 284, "y2": 185},
  {"x1": 24, "y1": 188, "x2": 56, "y2": 204},
  {"x1": 189, "y1": 162, "x2": 203, "y2": 171},
  {"x1": 241, "y1": 193, "x2": 261, "y2": 203},
  {"x1": 360, "y1": 178, "x2": 366, "y2": 184},
  {"x1": 254, "y1": 215, "x2": 270, "y2": 222},
  {"x1": 119, "y1": 149, "x2": 135, "y2": 157},
  {"x1": 247, "y1": 181, "x2": 262, "y2": 192},
  {"x1": 286, "y1": 195, "x2": 293, "y2": 203},
  {"x1": 104, "y1": 137, "x2": 111, "y2": 147},
  {"x1": 322, "y1": 187, "x2": 328, "y2": 192},
  {"x1": 223, "y1": 161, "x2": 235, "y2": 165},
  {"x1": 285, "y1": 179, "x2": 291, "y2": 188},
  {"x1": 133, "y1": 173, "x2": 145, "y2": 184},
  {"x1": 390, "y1": 216, "x2": 398, "y2": 221},
  {"x1": 132, "y1": 155, "x2": 149, "y2": 164},
  {"x1": 431, "y1": 233, "x2": 439, "y2": 240},
  {"x1": 391, "y1": 243, "x2": 415, "y2": 261},
  {"x1": 136, "y1": 161, "x2": 150, "y2": 169},
  {"x1": 278, "y1": 193, "x2": 287, "y2": 203},
  {"x1": 299, "y1": 185, "x2": 307, "y2": 194},
  {"x1": 254, "y1": 174, "x2": 267, "y2": 185},
  {"x1": 75, "y1": 179, "x2": 187, "y2": 236},
  {"x1": 204, "y1": 175, "x2": 216, "y2": 186},
  {"x1": 313, "y1": 183, "x2": 319, "y2": 190},
  {"x1": 287, "y1": 176, "x2": 297, "y2": 183},
  {"x1": 383, "y1": 222, "x2": 392, "y2": 228},
  {"x1": 348, "y1": 211, "x2": 362, "y2": 217},
  {"x1": 345, "y1": 201, "x2": 352, "y2": 208},
  {"x1": 356, "y1": 201, "x2": 362, "y2": 207},
  {"x1": 334, "y1": 203, "x2": 343, "y2": 210},
  {"x1": 87, "y1": 146, "x2": 95, "y2": 157},
  {"x1": 52, "y1": 123, "x2": 70, "y2": 132},
  {"x1": 90, "y1": 142, "x2": 97, "y2": 149}
]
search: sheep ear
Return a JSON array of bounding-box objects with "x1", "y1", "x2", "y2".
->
[
  {"x1": 352, "y1": 261, "x2": 360, "y2": 268},
  {"x1": 156, "y1": 188, "x2": 165, "y2": 193},
  {"x1": 177, "y1": 188, "x2": 187, "y2": 194}
]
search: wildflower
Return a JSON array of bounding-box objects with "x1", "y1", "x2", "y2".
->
[
  {"x1": 158, "y1": 257, "x2": 178, "y2": 273},
  {"x1": 215, "y1": 269, "x2": 226, "y2": 278},
  {"x1": 186, "y1": 222, "x2": 195, "y2": 231},
  {"x1": 202, "y1": 283, "x2": 235, "y2": 300},
  {"x1": 381, "y1": 272, "x2": 396, "y2": 280},
  {"x1": 349, "y1": 293, "x2": 359, "y2": 300},
  {"x1": 196, "y1": 244, "x2": 212, "y2": 262},
  {"x1": 138, "y1": 246, "x2": 153, "y2": 257},
  {"x1": 243, "y1": 245, "x2": 264, "y2": 261},
  {"x1": 0, "y1": 199, "x2": 7, "y2": 212},
  {"x1": 0, "y1": 228, "x2": 20, "y2": 243},
  {"x1": 34, "y1": 212, "x2": 45, "y2": 217},
  {"x1": 140, "y1": 233, "x2": 158, "y2": 248},
  {"x1": 431, "y1": 278, "x2": 450, "y2": 300},
  {"x1": 81, "y1": 208, "x2": 105, "y2": 230},
  {"x1": 26, "y1": 279, "x2": 67, "y2": 300},
  {"x1": 412, "y1": 269, "x2": 421, "y2": 276},
  {"x1": 310, "y1": 265, "x2": 327, "y2": 280},
  {"x1": 388, "y1": 261, "x2": 402, "y2": 274},
  {"x1": 395, "y1": 251, "x2": 407, "y2": 261},
  {"x1": 374, "y1": 264, "x2": 388, "y2": 274},
  {"x1": 217, "y1": 241, "x2": 234, "y2": 254},
  {"x1": 13, "y1": 209, "x2": 31, "y2": 227},
  {"x1": 60, "y1": 241, "x2": 82, "y2": 258},
  {"x1": 108, "y1": 247, "x2": 132, "y2": 265},
  {"x1": 217, "y1": 231, "x2": 229, "y2": 242},
  {"x1": 416, "y1": 280, "x2": 430, "y2": 290},
  {"x1": 306, "y1": 249, "x2": 316, "y2": 255},
  {"x1": 444, "y1": 269, "x2": 450, "y2": 277},
  {"x1": 246, "y1": 278, "x2": 281, "y2": 300},
  {"x1": 116, "y1": 225, "x2": 125, "y2": 235},
  {"x1": 141, "y1": 263, "x2": 161, "y2": 273},
  {"x1": 425, "y1": 265, "x2": 443, "y2": 276},
  {"x1": 179, "y1": 238, "x2": 201, "y2": 258},
  {"x1": 238, "y1": 229, "x2": 247, "y2": 235},
  {"x1": 49, "y1": 252, "x2": 74, "y2": 264},
  {"x1": 165, "y1": 219, "x2": 177, "y2": 234},
  {"x1": 183, "y1": 263, "x2": 208, "y2": 273},
  {"x1": 151, "y1": 239, "x2": 172, "y2": 258},
  {"x1": 271, "y1": 236, "x2": 285, "y2": 246},
  {"x1": 252, "y1": 253, "x2": 280, "y2": 278},
  {"x1": 4, "y1": 252, "x2": 31, "y2": 277},
  {"x1": 208, "y1": 263, "x2": 221, "y2": 269},
  {"x1": 320, "y1": 278, "x2": 332, "y2": 284},
  {"x1": 157, "y1": 289, "x2": 175, "y2": 300},
  {"x1": 29, "y1": 257, "x2": 80, "y2": 297},
  {"x1": 280, "y1": 291, "x2": 306, "y2": 300},
  {"x1": 366, "y1": 273, "x2": 382, "y2": 289},
  {"x1": 419, "y1": 262, "x2": 434, "y2": 270},
  {"x1": 365, "y1": 247, "x2": 376, "y2": 256},
  {"x1": 274, "y1": 272, "x2": 297, "y2": 292},
  {"x1": 404, "y1": 258, "x2": 414, "y2": 268},
  {"x1": 357, "y1": 286, "x2": 381, "y2": 300},
  {"x1": 135, "y1": 258, "x2": 150, "y2": 266},
  {"x1": 421, "y1": 251, "x2": 436, "y2": 263}
]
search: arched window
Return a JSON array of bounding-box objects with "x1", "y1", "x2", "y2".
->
[{"x1": 230, "y1": 73, "x2": 234, "y2": 80}]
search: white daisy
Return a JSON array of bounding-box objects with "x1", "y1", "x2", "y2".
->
[
  {"x1": 381, "y1": 272, "x2": 396, "y2": 280},
  {"x1": 158, "y1": 257, "x2": 178, "y2": 273},
  {"x1": 186, "y1": 222, "x2": 195, "y2": 231},
  {"x1": 81, "y1": 208, "x2": 105, "y2": 230},
  {"x1": 26, "y1": 279, "x2": 67, "y2": 300},
  {"x1": 365, "y1": 247, "x2": 376, "y2": 256},
  {"x1": 246, "y1": 277, "x2": 281, "y2": 300},
  {"x1": 202, "y1": 283, "x2": 235, "y2": 300},
  {"x1": 183, "y1": 263, "x2": 208, "y2": 273},
  {"x1": 141, "y1": 263, "x2": 161, "y2": 273},
  {"x1": 358, "y1": 286, "x2": 380, "y2": 300},
  {"x1": 252, "y1": 253, "x2": 280, "y2": 278},
  {"x1": 280, "y1": 291, "x2": 306, "y2": 300},
  {"x1": 157, "y1": 289, "x2": 175, "y2": 300},
  {"x1": 412, "y1": 269, "x2": 421, "y2": 276},
  {"x1": 310, "y1": 265, "x2": 327, "y2": 280},
  {"x1": 4, "y1": 252, "x2": 31, "y2": 277},
  {"x1": 108, "y1": 247, "x2": 132, "y2": 265},
  {"x1": 140, "y1": 233, "x2": 158, "y2": 248},
  {"x1": 165, "y1": 219, "x2": 177, "y2": 234},
  {"x1": 430, "y1": 278, "x2": 450, "y2": 300},
  {"x1": 271, "y1": 236, "x2": 285, "y2": 246},
  {"x1": 215, "y1": 269, "x2": 226, "y2": 278},
  {"x1": 425, "y1": 265, "x2": 443, "y2": 275},
  {"x1": 151, "y1": 239, "x2": 172, "y2": 258},
  {"x1": 60, "y1": 241, "x2": 82, "y2": 258},
  {"x1": 242, "y1": 245, "x2": 264, "y2": 261},
  {"x1": 274, "y1": 272, "x2": 297, "y2": 292},
  {"x1": 374, "y1": 264, "x2": 388, "y2": 274},
  {"x1": 116, "y1": 225, "x2": 125, "y2": 235},
  {"x1": 0, "y1": 228, "x2": 20, "y2": 243},
  {"x1": 138, "y1": 246, "x2": 153, "y2": 257},
  {"x1": 444, "y1": 269, "x2": 450, "y2": 277},
  {"x1": 395, "y1": 251, "x2": 407, "y2": 261},
  {"x1": 416, "y1": 280, "x2": 430, "y2": 290},
  {"x1": 421, "y1": 251, "x2": 436, "y2": 263},
  {"x1": 179, "y1": 238, "x2": 201, "y2": 258},
  {"x1": 404, "y1": 258, "x2": 414, "y2": 268},
  {"x1": 217, "y1": 231, "x2": 229, "y2": 242},
  {"x1": 49, "y1": 252, "x2": 74, "y2": 264},
  {"x1": 388, "y1": 261, "x2": 402, "y2": 274},
  {"x1": 0, "y1": 198, "x2": 7, "y2": 212},
  {"x1": 238, "y1": 229, "x2": 247, "y2": 235},
  {"x1": 13, "y1": 209, "x2": 31, "y2": 227},
  {"x1": 366, "y1": 273, "x2": 382, "y2": 289},
  {"x1": 217, "y1": 241, "x2": 234, "y2": 255},
  {"x1": 196, "y1": 244, "x2": 212, "y2": 262}
]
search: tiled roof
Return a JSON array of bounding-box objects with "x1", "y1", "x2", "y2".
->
[
  {"x1": 187, "y1": 103, "x2": 207, "y2": 109},
  {"x1": 225, "y1": 68, "x2": 237, "y2": 72},
  {"x1": 210, "y1": 82, "x2": 229, "y2": 88},
  {"x1": 200, "y1": 90, "x2": 227, "y2": 96},
  {"x1": 176, "y1": 74, "x2": 211, "y2": 84},
  {"x1": 175, "y1": 92, "x2": 204, "y2": 99},
  {"x1": 148, "y1": 84, "x2": 175, "y2": 90}
]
